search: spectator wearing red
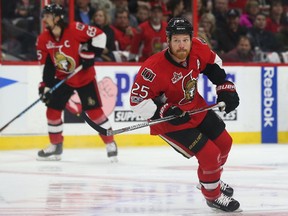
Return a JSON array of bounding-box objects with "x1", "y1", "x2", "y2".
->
[
  {"x1": 265, "y1": 0, "x2": 288, "y2": 33},
  {"x1": 130, "y1": 4, "x2": 168, "y2": 62},
  {"x1": 228, "y1": 0, "x2": 248, "y2": 11},
  {"x1": 110, "y1": 8, "x2": 137, "y2": 61}
]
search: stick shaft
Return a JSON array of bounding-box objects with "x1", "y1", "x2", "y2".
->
[
  {"x1": 82, "y1": 102, "x2": 225, "y2": 136},
  {"x1": 109, "y1": 102, "x2": 225, "y2": 135}
]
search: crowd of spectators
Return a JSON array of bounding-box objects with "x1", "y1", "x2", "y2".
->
[{"x1": 1, "y1": 0, "x2": 288, "y2": 63}]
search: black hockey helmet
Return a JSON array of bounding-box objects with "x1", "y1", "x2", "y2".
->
[
  {"x1": 166, "y1": 17, "x2": 193, "y2": 38},
  {"x1": 42, "y1": 3, "x2": 65, "y2": 20}
]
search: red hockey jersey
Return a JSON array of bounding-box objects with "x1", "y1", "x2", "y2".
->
[
  {"x1": 130, "y1": 21, "x2": 168, "y2": 62},
  {"x1": 36, "y1": 22, "x2": 104, "y2": 88},
  {"x1": 130, "y1": 37, "x2": 218, "y2": 135}
]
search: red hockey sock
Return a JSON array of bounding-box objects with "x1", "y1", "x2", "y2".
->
[
  {"x1": 46, "y1": 108, "x2": 63, "y2": 144},
  {"x1": 195, "y1": 139, "x2": 222, "y2": 200}
]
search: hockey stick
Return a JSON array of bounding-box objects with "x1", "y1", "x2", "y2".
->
[
  {"x1": 0, "y1": 65, "x2": 83, "y2": 133},
  {"x1": 82, "y1": 102, "x2": 225, "y2": 136}
]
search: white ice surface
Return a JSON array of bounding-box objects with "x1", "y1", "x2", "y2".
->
[{"x1": 0, "y1": 144, "x2": 288, "y2": 216}]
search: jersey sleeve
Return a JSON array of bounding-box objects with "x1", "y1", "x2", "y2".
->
[
  {"x1": 72, "y1": 22, "x2": 107, "y2": 49},
  {"x1": 36, "y1": 34, "x2": 49, "y2": 65},
  {"x1": 130, "y1": 63, "x2": 163, "y2": 119}
]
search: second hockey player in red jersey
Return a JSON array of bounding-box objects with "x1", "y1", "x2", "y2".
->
[
  {"x1": 36, "y1": 3, "x2": 118, "y2": 162},
  {"x1": 130, "y1": 17, "x2": 240, "y2": 212}
]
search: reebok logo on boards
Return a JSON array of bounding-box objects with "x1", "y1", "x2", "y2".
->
[
  {"x1": 261, "y1": 67, "x2": 278, "y2": 143},
  {"x1": 262, "y1": 68, "x2": 275, "y2": 127}
]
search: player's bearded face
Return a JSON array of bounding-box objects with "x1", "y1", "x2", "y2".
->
[{"x1": 169, "y1": 35, "x2": 191, "y2": 60}]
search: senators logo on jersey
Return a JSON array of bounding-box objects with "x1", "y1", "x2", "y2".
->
[
  {"x1": 54, "y1": 51, "x2": 76, "y2": 73},
  {"x1": 179, "y1": 71, "x2": 197, "y2": 105}
]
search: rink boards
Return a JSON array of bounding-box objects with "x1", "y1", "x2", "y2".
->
[{"x1": 0, "y1": 64, "x2": 287, "y2": 149}]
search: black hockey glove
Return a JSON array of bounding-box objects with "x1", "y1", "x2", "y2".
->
[
  {"x1": 216, "y1": 81, "x2": 239, "y2": 113},
  {"x1": 80, "y1": 51, "x2": 95, "y2": 70},
  {"x1": 38, "y1": 82, "x2": 52, "y2": 104},
  {"x1": 160, "y1": 103, "x2": 191, "y2": 125}
]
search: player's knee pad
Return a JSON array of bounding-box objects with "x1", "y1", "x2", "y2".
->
[
  {"x1": 213, "y1": 129, "x2": 232, "y2": 164},
  {"x1": 46, "y1": 108, "x2": 62, "y2": 122}
]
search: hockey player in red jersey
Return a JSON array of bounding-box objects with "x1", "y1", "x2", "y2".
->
[
  {"x1": 130, "y1": 17, "x2": 240, "y2": 212},
  {"x1": 36, "y1": 4, "x2": 118, "y2": 162}
]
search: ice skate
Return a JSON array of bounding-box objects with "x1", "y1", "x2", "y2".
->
[
  {"x1": 206, "y1": 193, "x2": 240, "y2": 212},
  {"x1": 197, "y1": 180, "x2": 234, "y2": 197},
  {"x1": 106, "y1": 142, "x2": 118, "y2": 162},
  {"x1": 37, "y1": 143, "x2": 63, "y2": 161},
  {"x1": 219, "y1": 180, "x2": 234, "y2": 197}
]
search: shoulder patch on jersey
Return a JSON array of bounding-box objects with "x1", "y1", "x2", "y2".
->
[
  {"x1": 196, "y1": 37, "x2": 207, "y2": 44},
  {"x1": 76, "y1": 22, "x2": 85, "y2": 31},
  {"x1": 141, "y1": 67, "x2": 156, "y2": 82}
]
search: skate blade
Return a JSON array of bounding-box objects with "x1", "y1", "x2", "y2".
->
[
  {"x1": 109, "y1": 156, "x2": 118, "y2": 163},
  {"x1": 210, "y1": 207, "x2": 243, "y2": 213},
  {"x1": 36, "y1": 155, "x2": 61, "y2": 161}
]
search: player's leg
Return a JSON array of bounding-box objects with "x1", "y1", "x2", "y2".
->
[
  {"x1": 77, "y1": 80, "x2": 118, "y2": 162},
  {"x1": 195, "y1": 140, "x2": 239, "y2": 212},
  {"x1": 161, "y1": 129, "x2": 224, "y2": 201},
  {"x1": 37, "y1": 84, "x2": 74, "y2": 161},
  {"x1": 198, "y1": 110, "x2": 234, "y2": 196},
  {"x1": 196, "y1": 110, "x2": 239, "y2": 211},
  {"x1": 160, "y1": 114, "x2": 240, "y2": 211}
]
